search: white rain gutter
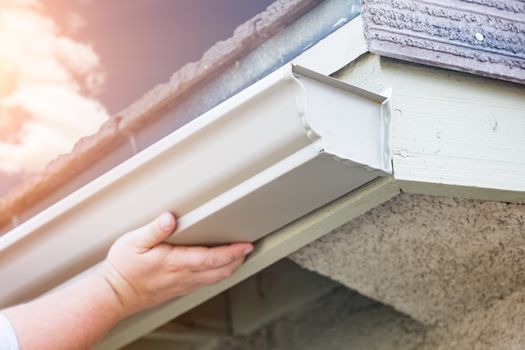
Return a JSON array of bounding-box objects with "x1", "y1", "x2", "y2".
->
[{"x1": 0, "y1": 64, "x2": 392, "y2": 309}]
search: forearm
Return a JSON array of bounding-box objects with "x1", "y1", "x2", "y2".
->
[{"x1": 3, "y1": 271, "x2": 124, "y2": 350}]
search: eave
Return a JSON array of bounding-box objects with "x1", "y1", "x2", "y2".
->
[
  {"x1": 0, "y1": 0, "x2": 524, "y2": 347},
  {"x1": 0, "y1": 16, "x2": 396, "y2": 348}
]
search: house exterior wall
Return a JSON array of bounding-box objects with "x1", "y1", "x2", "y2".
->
[
  {"x1": 213, "y1": 287, "x2": 426, "y2": 350},
  {"x1": 291, "y1": 193, "x2": 525, "y2": 325},
  {"x1": 333, "y1": 53, "x2": 525, "y2": 197},
  {"x1": 206, "y1": 258, "x2": 525, "y2": 350},
  {"x1": 203, "y1": 192, "x2": 525, "y2": 350}
]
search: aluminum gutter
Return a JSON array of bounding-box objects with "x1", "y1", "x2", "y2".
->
[
  {"x1": 0, "y1": 0, "x2": 361, "y2": 235},
  {"x1": 0, "y1": 62, "x2": 391, "y2": 308}
]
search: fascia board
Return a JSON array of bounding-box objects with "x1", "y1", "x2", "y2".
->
[{"x1": 0, "y1": 63, "x2": 392, "y2": 309}]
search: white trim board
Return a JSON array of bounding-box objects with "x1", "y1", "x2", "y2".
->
[
  {"x1": 387, "y1": 61, "x2": 525, "y2": 196},
  {"x1": 293, "y1": 14, "x2": 525, "y2": 203},
  {"x1": 335, "y1": 54, "x2": 525, "y2": 203}
]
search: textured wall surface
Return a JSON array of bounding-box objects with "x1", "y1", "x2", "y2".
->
[
  {"x1": 214, "y1": 287, "x2": 426, "y2": 350},
  {"x1": 125, "y1": 191, "x2": 525, "y2": 349},
  {"x1": 422, "y1": 288, "x2": 525, "y2": 350},
  {"x1": 214, "y1": 273, "x2": 525, "y2": 350},
  {"x1": 203, "y1": 274, "x2": 525, "y2": 350},
  {"x1": 291, "y1": 193, "x2": 525, "y2": 325},
  {"x1": 362, "y1": 0, "x2": 525, "y2": 84}
]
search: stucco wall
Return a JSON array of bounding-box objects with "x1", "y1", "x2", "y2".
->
[
  {"x1": 212, "y1": 271, "x2": 525, "y2": 350},
  {"x1": 126, "y1": 193, "x2": 525, "y2": 350},
  {"x1": 210, "y1": 193, "x2": 525, "y2": 350},
  {"x1": 214, "y1": 287, "x2": 426, "y2": 350},
  {"x1": 290, "y1": 193, "x2": 525, "y2": 325},
  {"x1": 422, "y1": 288, "x2": 525, "y2": 349}
]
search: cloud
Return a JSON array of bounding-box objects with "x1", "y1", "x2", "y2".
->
[{"x1": 0, "y1": 0, "x2": 109, "y2": 174}]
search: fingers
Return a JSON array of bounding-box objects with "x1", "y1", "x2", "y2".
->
[
  {"x1": 169, "y1": 243, "x2": 253, "y2": 272},
  {"x1": 127, "y1": 212, "x2": 177, "y2": 250},
  {"x1": 195, "y1": 257, "x2": 245, "y2": 285}
]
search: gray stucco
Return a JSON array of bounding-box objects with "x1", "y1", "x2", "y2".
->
[
  {"x1": 217, "y1": 193, "x2": 525, "y2": 350},
  {"x1": 290, "y1": 193, "x2": 525, "y2": 325},
  {"x1": 214, "y1": 269, "x2": 525, "y2": 350},
  {"x1": 421, "y1": 288, "x2": 525, "y2": 349},
  {"x1": 214, "y1": 287, "x2": 426, "y2": 350}
]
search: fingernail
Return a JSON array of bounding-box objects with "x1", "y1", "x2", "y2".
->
[
  {"x1": 159, "y1": 213, "x2": 174, "y2": 230},
  {"x1": 243, "y1": 245, "x2": 254, "y2": 255}
]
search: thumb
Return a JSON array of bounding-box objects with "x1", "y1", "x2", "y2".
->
[{"x1": 127, "y1": 212, "x2": 177, "y2": 250}]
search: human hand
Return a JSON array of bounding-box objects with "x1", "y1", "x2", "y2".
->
[{"x1": 99, "y1": 212, "x2": 253, "y2": 317}]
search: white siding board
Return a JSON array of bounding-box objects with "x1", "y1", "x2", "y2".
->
[
  {"x1": 337, "y1": 55, "x2": 525, "y2": 198},
  {"x1": 383, "y1": 60, "x2": 525, "y2": 193}
]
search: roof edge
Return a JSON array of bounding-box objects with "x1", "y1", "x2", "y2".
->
[{"x1": 0, "y1": 0, "x2": 324, "y2": 232}]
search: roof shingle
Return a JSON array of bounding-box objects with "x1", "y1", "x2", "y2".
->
[{"x1": 362, "y1": 0, "x2": 525, "y2": 84}]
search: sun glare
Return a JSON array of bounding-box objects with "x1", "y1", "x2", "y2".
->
[{"x1": 0, "y1": 0, "x2": 108, "y2": 175}]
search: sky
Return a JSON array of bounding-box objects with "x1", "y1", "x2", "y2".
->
[{"x1": 0, "y1": 0, "x2": 274, "y2": 195}]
